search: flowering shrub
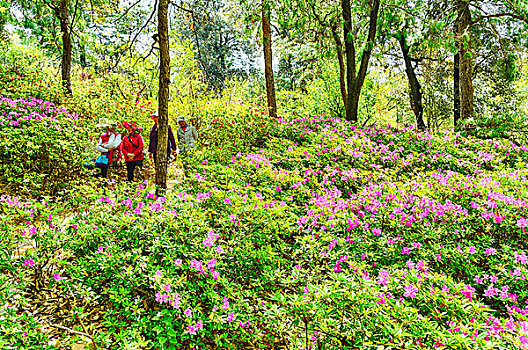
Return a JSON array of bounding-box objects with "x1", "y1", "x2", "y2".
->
[
  {"x1": 193, "y1": 99, "x2": 274, "y2": 165},
  {"x1": 2, "y1": 115, "x2": 528, "y2": 349},
  {"x1": 0, "y1": 42, "x2": 63, "y2": 103},
  {"x1": 0, "y1": 96, "x2": 87, "y2": 195}
]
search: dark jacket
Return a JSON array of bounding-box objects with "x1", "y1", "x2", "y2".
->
[{"x1": 149, "y1": 124, "x2": 177, "y2": 154}]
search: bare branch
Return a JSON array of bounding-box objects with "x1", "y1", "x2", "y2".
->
[
  {"x1": 70, "y1": 0, "x2": 81, "y2": 30},
  {"x1": 128, "y1": 0, "x2": 158, "y2": 57},
  {"x1": 472, "y1": 12, "x2": 528, "y2": 26},
  {"x1": 114, "y1": 0, "x2": 142, "y2": 22}
]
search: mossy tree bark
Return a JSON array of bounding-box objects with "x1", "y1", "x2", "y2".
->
[{"x1": 156, "y1": 0, "x2": 170, "y2": 197}]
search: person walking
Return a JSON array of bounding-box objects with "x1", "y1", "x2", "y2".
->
[
  {"x1": 176, "y1": 116, "x2": 198, "y2": 178},
  {"x1": 121, "y1": 122, "x2": 144, "y2": 182},
  {"x1": 96, "y1": 118, "x2": 122, "y2": 178},
  {"x1": 176, "y1": 116, "x2": 198, "y2": 154},
  {"x1": 148, "y1": 112, "x2": 177, "y2": 164}
]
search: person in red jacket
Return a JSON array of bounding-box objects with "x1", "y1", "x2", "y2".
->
[{"x1": 120, "y1": 122, "x2": 144, "y2": 182}]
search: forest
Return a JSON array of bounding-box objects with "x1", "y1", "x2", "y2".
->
[{"x1": 1, "y1": 0, "x2": 528, "y2": 349}]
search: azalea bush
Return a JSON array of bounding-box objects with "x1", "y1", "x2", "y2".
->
[
  {"x1": 0, "y1": 41, "x2": 63, "y2": 103},
  {"x1": 0, "y1": 96, "x2": 87, "y2": 195},
  {"x1": 2, "y1": 115, "x2": 528, "y2": 349},
  {"x1": 193, "y1": 99, "x2": 274, "y2": 165}
]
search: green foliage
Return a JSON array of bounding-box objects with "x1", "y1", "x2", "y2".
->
[
  {"x1": 303, "y1": 60, "x2": 345, "y2": 118},
  {"x1": 2, "y1": 116, "x2": 528, "y2": 349},
  {"x1": 0, "y1": 96, "x2": 87, "y2": 195},
  {"x1": 459, "y1": 111, "x2": 519, "y2": 140},
  {"x1": 0, "y1": 40, "x2": 63, "y2": 102},
  {"x1": 169, "y1": 0, "x2": 256, "y2": 90},
  {"x1": 192, "y1": 97, "x2": 273, "y2": 165}
]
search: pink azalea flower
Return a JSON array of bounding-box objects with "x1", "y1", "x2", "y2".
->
[
  {"x1": 485, "y1": 248, "x2": 497, "y2": 256},
  {"x1": 196, "y1": 320, "x2": 203, "y2": 330},
  {"x1": 203, "y1": 237, "x2": 215, "y2": 247},
  {"x1": 404, "y1": 285, "x2": 418, "y2": 298},
  {"x1": 460, "y1": 286, "x2": 475, "y2": 301},
  {"x1": 186, "y1": 325, "x2": 196, "y2": 334},
  {"x1": 517, "y1": 218, "x2": 528, "y2": 229},
  {"x1": 171, "y1": 296, "x2": 181, "y2": 309},
  {"x1": 376, "y1": 293, "x2": 386, "y2": 304},
  {"x1": 520, "y1": 336, "x2": 528, "y2": 346},
  {"x1": 490, "y1": 274, "x2": 498, "y2": 283},
  {"x1": 207, "y1": 258, "x2": 217, "y2": 269},
  {"x1": 484, "y1": 286, "x2": 498, "y2": 297},
  {"x1": 184, "y1": 307, "x2": 193, "y2": 318},
  {"x1": 23, "y1": 259, "x2": 35, "y2": 267},
  {"x1": 515, "y1": 252, "x2": 527, "y2": 264}
]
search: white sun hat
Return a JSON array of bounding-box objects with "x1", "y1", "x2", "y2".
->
[{"x1": 95, "y1": 117, "x2": 110, "y2": 128}]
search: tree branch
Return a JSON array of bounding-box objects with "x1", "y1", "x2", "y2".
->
[
  {"x1": 70, "y1": 0, "x2": 81, "y2": 30},
  {"x1": 114, "y1": 0, "x2": 142, "y2": 22},
  {"x1": 355, "y1": 0, "x2": 380, "y2": 87},
  {"x1": 127, "y1": 0, "x2": 158, "y2": 57},
  {"x1": 472, "y1": 12, "x2": 528, "y2": 25},
  {"x1": 169, "y1": 0, "x2": 210, "y2": 84}
]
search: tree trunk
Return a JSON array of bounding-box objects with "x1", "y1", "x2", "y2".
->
[
  {"x1": 156, "y1": 0, "x2": 170, "y2": 197},
  {"x1": 262, "y1": 0, "x2": 277, "y2": 119},
  {"x1": 54, "y1": 0, "x2": 72, "y2": 95},
  {"x1": 342, "y1": 0, "x2": 380, "y2": 122},
  {"x1": 331, "y1": 24, "x2": 347, "y2": 114},
  {"x1": 454, "y1": 52, "x2": 460, "y2": 129},
  {"x1": 457, "y1": 0, "x2": 474, "y2": 122},
  {"x1": 398, "y1": 33, "x2": 426, "y2": 131},
  {"x1": 342, "y1": 0, "x2": 354, "y2": 121}
]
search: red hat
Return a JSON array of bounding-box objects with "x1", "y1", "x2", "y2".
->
[{"x1": 123, "y1": 122, "x2": 140, "y2": 131}]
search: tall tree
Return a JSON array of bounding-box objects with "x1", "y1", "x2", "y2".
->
[
  {"x1": 15, "y1": 0, "x2": 76, "y2": 94},
  {"x1": 156, "y1": 0, "x2": 170, "y2": 196},
  {"x1": 262, "y1": 0, "x2": 277, "y2": 118},
  {"x1": 306, "y1": 1, "x2": 347, "y2": 115},
  {"x1": 398, "y1": 32, "x2": 426, "y2": 131},
  {"x1": 379, "y1": 0, "x2": 451, "y2": 131},
  {"x1": 342, "y1": 0, "x2": 380, "y2": 122},
  {"x1": 171, "y1": 0, "x2": 256, "y2": 90},
  {"x1": 52, "y1": 0, "x2": 72, "y2": 95},
  {"x1": 454, "y1": 51, "x2": 460, "y2": 128},
  {"x1": 456, "y1": 0, "x2": 474, "y2": 122}
]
